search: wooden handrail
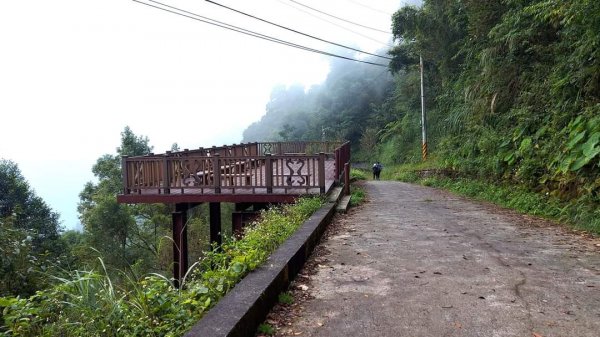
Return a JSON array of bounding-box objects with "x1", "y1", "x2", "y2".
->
[{"x1": 120, "y1": 141, "x2": 349, "y2": 197}]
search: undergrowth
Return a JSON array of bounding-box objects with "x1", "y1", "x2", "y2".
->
[
  {"x1": 349, "y1": 185, "x2": 366, "y2": 208},
  {"x1": 349, "y1": 168, "x2": 367, "y2": 181},
  {"x1": 0, "y1": 197, "x2": 324, "y2": 337}
]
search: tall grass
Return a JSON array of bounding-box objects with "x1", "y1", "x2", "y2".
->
[{"x1": 0, "y1": 197, "x2": 324, "y2": 337}]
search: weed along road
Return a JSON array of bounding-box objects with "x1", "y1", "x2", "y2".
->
[{"x1": 267, "y1": 181, "x2": 600, "y2": 337}]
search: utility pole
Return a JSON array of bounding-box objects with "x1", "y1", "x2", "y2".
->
[{"x1": 420, "y1": 54, "x2": 428, "y2": 161}]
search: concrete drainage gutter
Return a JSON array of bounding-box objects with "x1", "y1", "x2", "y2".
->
[{"x1": 184, "y1": 197, "x2": 338, "y2": 337}]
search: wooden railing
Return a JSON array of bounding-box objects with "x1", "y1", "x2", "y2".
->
[
  {"x1": 121, "y1": 141, "x2": 348, "y2": 196},
  {"x1": 165, "y1": 141, "x2": 344, "y2": 158},
  {"x1": 256, "y1": 141, "x2": 344, "y2": 156}
]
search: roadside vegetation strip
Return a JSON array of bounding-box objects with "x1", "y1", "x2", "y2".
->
[
  {"x1": 388, "y1": 165, "x2": 600, "y2": 235},
  {"x1": 0, "y1": 197, "x2": 324, "y2": 337},
  {"x1": 349, "y1": 168, "x2": 367, "y2": 181}
]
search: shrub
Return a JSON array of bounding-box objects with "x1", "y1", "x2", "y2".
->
[{"x1": 0, "y1": 197, "x2": 324, "y2": 336}]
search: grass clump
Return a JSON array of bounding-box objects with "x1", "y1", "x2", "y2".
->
[
  {"x1": 350, "y1": 168, "x2": 367, "y2": 181},
  {"x1": 0, "y1": 197, "x2": 324, "y2": 337},
  {"x1": 278, "y1": 291, "x2": 294, "y2": 305},
  {"x1": 257, "y1": 323, "x2": 275, "y2": 335},
  {"x1": 349, "y1": 185, "x2": 366, "y2": 207}
]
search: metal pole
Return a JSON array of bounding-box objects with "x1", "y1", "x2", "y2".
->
[{"x1": 420, "y1": 55, "x2": 428, "y2": 161}]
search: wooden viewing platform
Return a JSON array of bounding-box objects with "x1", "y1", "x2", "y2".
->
[
  {"x1": 117, "y1": 141, "x2": 351, "y2": 285},
  {"x1": 117, "y1": 141, "x2": 349, "y2": 204}
]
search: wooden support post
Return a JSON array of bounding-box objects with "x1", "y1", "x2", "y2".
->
[
  {"x1": 172, "y1": 203, "x2": 189, "y2": 288},
  {"x1": 344, "y1": 163, "x2": 350, "y2": 196},
  {"x1": 163, "y1": 151, "x2": 171, "y2": 194},
  {"x1": 212, "y1": 153, "x2": 221, "y2": 194},
  {"x1": 232, "y1": 211, "x2": 259, "y2": 238},
  {"x1": 319, "y1": 152, "x2": 326, "y2": 194},
  {"x1": 334, "y1": 149, "x2": 340, "y2": 183},
  {"x1": 265, "y1": 153, "x2": 273, "y2": 193},
  {"x1": 209, "y1": 202, "x2": 222, "y2": 247}
]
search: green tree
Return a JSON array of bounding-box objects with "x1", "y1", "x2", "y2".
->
[
  {"x1": 0, "y1": 160, "x2": 65, "y2": 296},
  {"x1": 78, "y1": 126, "x2": 171, "y2": 272},
  {"x1": 387, "y1": 0, "x2": 600, "y2": 199}
]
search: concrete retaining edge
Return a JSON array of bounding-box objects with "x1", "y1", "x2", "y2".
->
[{"x1": 184, "y1": 201, "x2": 337, "y2": 337}]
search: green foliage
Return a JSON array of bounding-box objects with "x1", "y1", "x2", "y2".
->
[
  {"x1": 0, "y1": 197, "x2": 324, "y2": 336},
  {"x1": 546, "y1": 112, "x2": 600, "y2": 199},
  {"x1": 381, "y1": 0, "x2": 600, "y2": 234},
  {"x1": 349, "y1": 186, "x2": 366, "y2": 208},
  {"x1": 0, "y1": 160, "x2": 66, "y2": 297},
  {"x1": 349, "y1": 168, "x2": 367, "y2": 181},
  {"x1": 257, "y1": 323, "x2": 275, "y2": 335},
  {"x1": 77, "y1": 126, "x2": 170, "y2": 272},
  {"x1": 278, "y1": 291, "x2": 294, "y2": 305}
]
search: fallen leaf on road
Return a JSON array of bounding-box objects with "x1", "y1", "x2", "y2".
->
[
  {"x1": 532, "y1": 333, "x2": 543, "y2": 337},
  {"x1": 454, "y1": 322, "x2": 462, "y2": 329}
]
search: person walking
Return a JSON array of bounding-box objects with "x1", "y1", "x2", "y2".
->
[{"x1": 372, "y1": 162, "x2": 382, "y2": 180}]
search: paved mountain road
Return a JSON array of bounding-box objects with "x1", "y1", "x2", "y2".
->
[{"x1": 269, "y1": 181, "x2": 600, "y2": 337}]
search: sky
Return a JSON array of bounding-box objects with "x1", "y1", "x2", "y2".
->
[{"x1": 0, "y1": 0, "x2": 408, "y2": 230}]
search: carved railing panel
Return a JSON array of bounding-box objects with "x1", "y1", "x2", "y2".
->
[{"x1": 121, "y1": 141, "x2": 347, "y2": 196}]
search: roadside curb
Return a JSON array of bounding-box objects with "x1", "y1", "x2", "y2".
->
[{"x1": 184, "y1": 201, "x2": 337, "y2": 337}]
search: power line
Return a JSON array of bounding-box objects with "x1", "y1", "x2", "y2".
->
[
  {"x1": 134, "y1": 0, "x2": 388, "y2": 67},
  {"x1": 345, "y1": 0, "x2": 394, "y2": 16},
  {"x1": 277, "y1": 0, "x2": 395, "y2": 48},
  {"x1": 205, "y1": 0, "x2": 392, "y2": 60},
  {"x1": 288, "y1": 0, "x2": 391, "y2": 34}
]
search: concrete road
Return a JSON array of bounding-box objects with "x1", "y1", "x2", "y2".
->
[{"x1": 281, "y1": 181, "x2": 600, "y2": 337}]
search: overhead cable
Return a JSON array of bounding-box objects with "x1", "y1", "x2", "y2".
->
[
  {"x1": 288, "y1": 0, "x2": 391, "y2": 34},
  {"x1": 134, "y1": 0, "x2": 388, "y2": 67},
  {"x1": 345, "y1": 0, "x2": 394, "y2": 16},
  {"x1": 277, "y1": 0, "x2": 394, "y2": 48},
  {"x1": 204, "y1": 0, "x2": 391, "y2": 60}
]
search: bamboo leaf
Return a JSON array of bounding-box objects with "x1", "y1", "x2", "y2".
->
[
  {"x1": 582, "y1": 132, "x2": 600, "y2": 159},
  {"x1": 571, "y1": 156, "x2": 590, "y2": 171},
  {"x1": 566, "y1": 131, "x2": 586, "y2": 149}
]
